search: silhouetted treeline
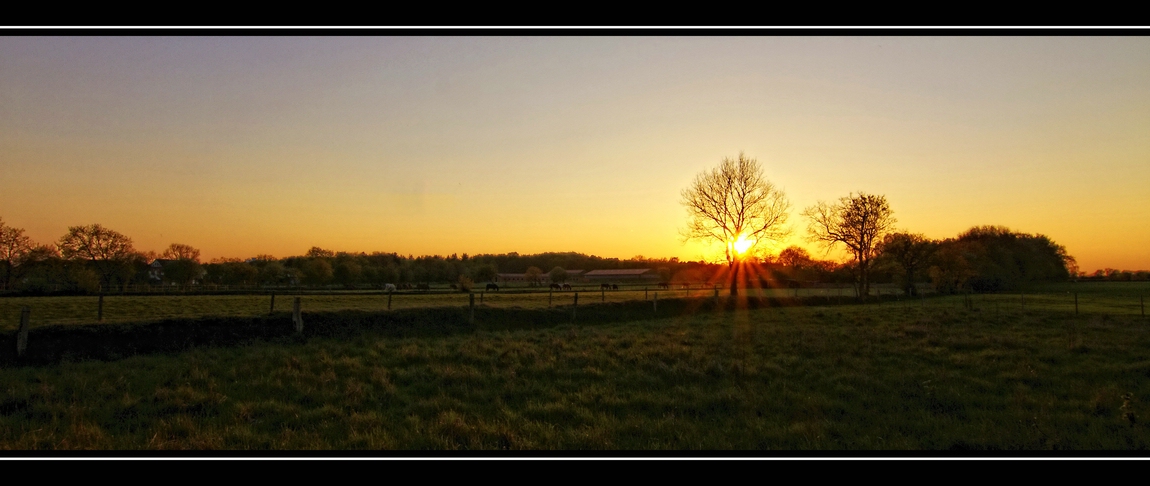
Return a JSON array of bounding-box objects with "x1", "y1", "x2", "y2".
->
[
  {"x1": 872, "y1": 225, "x2": 1079, "y2": 294},
  {"x1": 0, "y1": 217, "x2": 1110, "y2": 296},
  {"x1": 204, "y1": 249, "x2": 712, "y2": 288}
]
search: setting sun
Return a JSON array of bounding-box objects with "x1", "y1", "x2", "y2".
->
[{"x1": 732, "y1": 234, "x2": 755, "y2": 256}]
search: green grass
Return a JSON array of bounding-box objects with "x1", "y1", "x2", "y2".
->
[
  {"x1": 1, "y1": 300, "x2": 1148, "y2": 450},
  {"x1": 4, "y1": 281, "x2": 1146, "y2": 332}
]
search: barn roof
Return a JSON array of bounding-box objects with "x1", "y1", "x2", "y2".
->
[{"x1": 584, "y1": 269, "x2": 653, "y2": 276}]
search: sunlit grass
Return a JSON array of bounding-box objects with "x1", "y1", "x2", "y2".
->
[{"x1": 1, "y1": 301, "x2": 1148, "y2": 450}]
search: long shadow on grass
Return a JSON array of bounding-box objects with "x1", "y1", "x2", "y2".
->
[{"x1": 0, "y1": 294, "x2": 880, "y2": 366}]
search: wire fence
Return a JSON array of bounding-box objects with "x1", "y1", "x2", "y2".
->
[{"x1": 2, "y1": 281, "x2": 1147, "y2": 331}]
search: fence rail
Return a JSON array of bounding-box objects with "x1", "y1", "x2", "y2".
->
[{"x1": 3, "y1": 280, "x2": 1147, "y2": 332}]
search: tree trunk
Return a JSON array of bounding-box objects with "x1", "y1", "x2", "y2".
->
[{"x1": 729, "y1": 261, "x2": 739, "y2": 297}]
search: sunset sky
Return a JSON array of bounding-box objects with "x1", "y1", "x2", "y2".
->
[{"x1": 1, "y1": 35, "x2": 1147, "y2": 271}]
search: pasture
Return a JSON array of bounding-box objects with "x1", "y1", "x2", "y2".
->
[
  {"x1": 2, "y1": 281, "x2": 1146, "y2": 332},
  {"x1": 1, "y1": 290, "x2": 1149, "y2": 450}
]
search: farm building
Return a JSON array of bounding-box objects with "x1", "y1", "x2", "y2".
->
[
  {"x1": 497, "y1": 269, "x2": 585, "y2": 284},
  {"x1": 583, "y1": 269, "x2": 660, "y2": 282}
]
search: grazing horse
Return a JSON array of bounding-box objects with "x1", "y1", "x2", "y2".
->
[
  {"x1": 600, "y1": 283, "x2": 611, "y2": 290},
  {"x1": 486, "y1": 283, "x2": 499, "y2": 291},
  {"x1": 658, "y1": 282, "x2": 670, "y2": 290},
  {"x1": 562, "y1": 283, "x2": 572, "y2": 291},
  {"x1": 549, "y1": 283, "x2": 561, "y2": 290},
  {"x1": 611, "y1": 284, "x2": 619, "y2": 290},
  {"x1": 416, "y1": 283, "x2": 430, "y2": 291},
  {"x1": 384, "y1": 283, "x2": 397, "y2": 292}
]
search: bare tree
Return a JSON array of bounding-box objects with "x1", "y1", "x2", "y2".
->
[
  {"x1": 161, "y1": 243, "x2": 201, "y2": 262},
  {"x1": 803, "y1": 192, "x2": 895, "y2": 299},
  {"x1": 58, "y1": 224, "x2": 139, "y2": 290},
  {"x1": 0, "y1": 218, "x2": 34, "y2": 290},
  {"x1": 161, "y1": 243, "x2": 204, "y2": 287},
  {"x1": 681, "y1": 153, "x2": 790, "y2": 296}
]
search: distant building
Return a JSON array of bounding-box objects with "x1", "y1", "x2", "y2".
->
[
  {"x1": 148, "y1": 259, "x2": 174, "y2": 282},
  {"x1": 583, "y1": 269, "x2": 659, "y2": 281},
  {"x1": 497, "y1": 269, "x2": 586, "y2": 284},
  {"x1": 497, "y1": 273, "x2": 529, "y2": 283}
]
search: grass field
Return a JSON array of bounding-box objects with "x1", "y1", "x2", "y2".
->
[
  {"x1": 3, "y1": 282, "x2": 1147, "y2": 332},
  {"x1": 1, "y1": 298, "x2": 1148, "y2": 450}
]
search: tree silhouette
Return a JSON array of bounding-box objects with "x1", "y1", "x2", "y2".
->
[
  {"x1": 680, "y1": 153, "x2": 790, "y2": 296},
  {"x1": 57, "y1": 224, "x2": 139, "y2": 290},
  {"x1": 0, "y1": 217, "x2": 33, "y2": 290},
  {"x1": 803, "y1": 193, "x2": 895, "y2": 300}
]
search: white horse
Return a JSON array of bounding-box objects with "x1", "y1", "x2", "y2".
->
[{"x1": 384, "y1": 283, "x2": 397, "y2": 292}]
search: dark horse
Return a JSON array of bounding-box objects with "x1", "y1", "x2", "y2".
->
[
  {"x1": 658, "y1": 282, "x2": 670, "y2": 290},
  {"x1": 416, "y1": 283, "x2": 430, "y2": 291},
  {"x1": 562, "y1": 284, "x2": 572, "y2": 291},
  {"x1": 549, "y1": 283, "x2": 561, "y2": 290},
  {"x1": 486, "y1": 283, "x2": 499, "y2": 291},
  {"x1": 611, "y1": 284, "x2": 619, "y2": 290},
  {"x1": 600, "y1": 283, "x2": 612, "y2": 290}
]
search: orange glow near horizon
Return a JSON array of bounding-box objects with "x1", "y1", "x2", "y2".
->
[{"x1": 1, "y1": 37, "x2": 1147, "y2": 272}]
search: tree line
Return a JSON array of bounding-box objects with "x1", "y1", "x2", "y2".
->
[
  {"x1": 679, "y1": 153, "x2": 1110, "y2": 298},
  {"x1": 0, "y1": 214, "x2": 1127, "y2": 296}
]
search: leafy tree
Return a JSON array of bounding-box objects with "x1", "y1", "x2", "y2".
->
[
  {"x1": 259, "y1": 261, "x2": 287, "y2": 286},
  {"x1": 333, "y1": 260, "x2": 363, "y2": 288},
  {"x1": 16, "y1": 244, "x2": 65, "y2": 291},
  {"x1": 875, "y1": 233, "x2": 936, "y2": 296},
  {"x1": 57, "y1": 224, "x2": 139, "y2": 290},
  {"x1": 303, "y1": 259, "x2": 334, "y2": 286},
  {"x1": 473, "y1": 264, "x2": 497, "y2": 283},
  {"x1": 803, "y1": 193, "x2": 896, "y2": 299},
  {"x1": 939, "y1": 226, "x2": 1074, "y2": 291},
  {"x1": 548, "y1": 266, "x2": 569, "y2": 284},
  {"x1": 681, "y1": 153, "x2": 791, "y2": 296},
  {"x1": 457, "y1": 274, "x2": 474, "y2": 292}
]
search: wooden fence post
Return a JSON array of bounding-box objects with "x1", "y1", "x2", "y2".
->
[
  {"x1": 292, "y1": 297, "x2": 302, "y2": 333},
  {"x1": 548, "y1": 289, "x2": 552, "y2": 308},
  {"x1": 1074, "y1": 292, "x2": 1078, "y2": 315},
  {"x1": 16, "y1": 306, "x2": 30, "y2": 359},
  {"x1": 270, "y1": 292, "x2": 276, "y2": 315},
  {"x1": 1021, "y1": 291, "x2": 1025, "y2": 311},
  {"x1": 98, "y1": 293, "x2": 104, "y2": 322},
  {"x1": 601, "y1": 288, "x2": 605, "y2": 303},
  {"x1": 387, "y1": 291, "x2": 393, "y2": 310},
  {"x1": 469, "y1": 293, "x2": 475, "y2": 325},
  {"x1": 572, "y1": 292, "x2": 578, "y2": 322},
  {"x1": 645, "y1": 287, "x2": 648, "y2": 300},
  {"x1": 480, "y1": 292, "x2": 484, "y2": 305},
  {"x1": 654, "y1": 292, "x2": 658, "y2": 313}
]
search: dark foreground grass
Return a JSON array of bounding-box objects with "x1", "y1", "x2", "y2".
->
[{"x1": 1, "y1": 301, "x2": 1148, "y2": 451}]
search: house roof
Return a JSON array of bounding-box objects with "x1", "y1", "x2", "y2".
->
[{"x1": 584, "y1": 269, "x2": 653, "y2": 276}]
